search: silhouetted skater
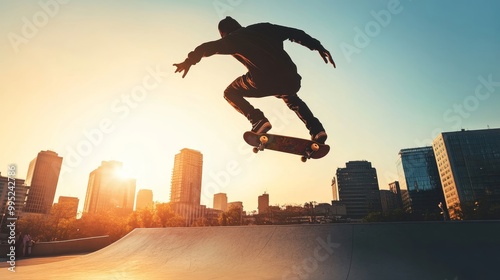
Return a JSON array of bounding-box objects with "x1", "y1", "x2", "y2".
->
[{"x1": 174, "y1": 16, "x2": 335, "y2": 144}]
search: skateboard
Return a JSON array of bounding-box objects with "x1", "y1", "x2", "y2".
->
[{"x1": 243, "y1": 131, "x2": 330, "y2": 162}]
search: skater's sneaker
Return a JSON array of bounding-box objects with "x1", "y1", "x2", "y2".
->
[
  {"x1": 311, "y1": 131, "x2": 327, "y2": 144},
  {"x1": 251, "y1": 118, "x2": 272, "y2": 134}
]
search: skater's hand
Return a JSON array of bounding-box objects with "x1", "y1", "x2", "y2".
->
[
  {"x1": 173, "y1": 60, "x2": 192, "y2": 78},
  {"x1": 318, "y1": 48, "x2": 336, "y2": 68}
]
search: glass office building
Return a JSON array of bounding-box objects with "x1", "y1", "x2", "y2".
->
[
  {"x1": 336, "y1": 161, "x2": 381, "y2": 220},
  {"x1": 397, "y1": 147, "x2": 445, "y2": 216},
  {"x1": 433, "y1": 128, "x2": 500, "y2": 219}
]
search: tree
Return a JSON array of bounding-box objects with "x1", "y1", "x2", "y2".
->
[
  {"x1": 218, "y1": 212, "x2": 228, "y2": 226},
  {"x1": 48, "y1": 203, "x2": 78, "y2": 240},
  {"x1": 127, "y1": 211, "x2": 141, "y2": 231},
  {"x1": 138, "y1": 207, "x2": 157, "y2": 228},
  {"x1": 221, "y1": 205, "x2": 242, "y2": 226},
  {"x1": 154, "y1": 203, "x2": 184, "y2": 227},
  {"x1": 192, "y1": 217, "x2": 219, "y2": 227},
  {"x1": 77, "y1": 210, "x2": 130, "y2": 241},
  {"x1": 17, "y1": 213, "x2": 49, "y2": 241},
  {"x1": 450, "y1": 198, "x2": 500, "y2": 220}
]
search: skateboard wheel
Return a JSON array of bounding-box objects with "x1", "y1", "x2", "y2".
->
[
  {"x1": 260, "y1": 135, "x2": 268, "y2": 144},
  {"x1": 253, "y1": 147, "x2": 259, "y2": 154},
  {"x1": 301, "y1": 156, "x2": 307, "y2": 162},
  {"x1": 311, "y1": 143, "x2": 320, "y2": 151}
]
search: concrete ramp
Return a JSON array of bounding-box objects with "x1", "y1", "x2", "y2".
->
[{"x1": 3, "y1": 222, "x2": 499, "y2": 279}]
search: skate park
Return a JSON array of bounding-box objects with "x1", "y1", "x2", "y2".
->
[{"x1": 1, "y1": 221, "x2": 499, "y2": 280}]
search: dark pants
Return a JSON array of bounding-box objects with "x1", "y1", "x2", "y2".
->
[{"x1": 223, "y1": 74, "x2": 325, "y2": 136}]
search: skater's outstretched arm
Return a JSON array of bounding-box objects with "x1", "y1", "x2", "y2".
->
[
  {"x1": 318, "y1": 47, "x2": 336, "y2": 68},
  {"x1": 174, "y1": 40, "x2": 233, "y2": 78},
  {"x1": 271, "y1": 24, "x2": 336, "y2": 68}
]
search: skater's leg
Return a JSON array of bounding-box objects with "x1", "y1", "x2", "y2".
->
[
  {"x1": 224, "y1": 75, "x2": 272, "y2": 133},
  {"x1": 280, "y1": 95, "x2": 327, "y2": 143}
]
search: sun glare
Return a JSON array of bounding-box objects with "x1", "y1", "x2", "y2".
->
[{"x1": 114, "y1": 167, "x2": 130, "y2": 180}]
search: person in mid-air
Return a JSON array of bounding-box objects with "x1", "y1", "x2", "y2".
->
[{"x1": 173, "y1": 16, "x2": 335, "y2": 144}]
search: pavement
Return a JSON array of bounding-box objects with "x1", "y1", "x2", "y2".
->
[{"x1": 1, "y1": 221, "x2": 499, "y2": 280}]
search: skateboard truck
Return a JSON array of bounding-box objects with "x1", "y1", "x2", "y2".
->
[
  {"x1": 301, "y1": 143, "x2": 320, "y2": 162},
  {"x1": 253, "y1": 135, "x2": 269, "y2": 153}
]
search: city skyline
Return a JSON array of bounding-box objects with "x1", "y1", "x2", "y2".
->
[
  {"x1": 2, "y1": 1, "x2": 499, "y2": 213},
  {"x1": 3, "y1": 128, "x2": 498, "y2": 223},
  {"x1": 4, "y1": 126, "x2": 500, "y2": 215}
]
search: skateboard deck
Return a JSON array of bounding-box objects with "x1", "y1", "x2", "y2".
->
[{"x1": 243, "y1": 131, "x2": 330, "y2": 162}]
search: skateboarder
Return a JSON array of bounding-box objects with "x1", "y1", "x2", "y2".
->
[{"x1": 173, "y1": 16, "x2": 335, "y2": 144}]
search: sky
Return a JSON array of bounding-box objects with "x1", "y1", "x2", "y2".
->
[{"x1": 1, "y1": 0, "x2": 499, "y2": 214}]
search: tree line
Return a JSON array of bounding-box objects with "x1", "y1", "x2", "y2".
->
[
  {"x1": 17, "y1": 203, "x2": 185, "y2": 242},
  {"x1": 16, "y1": 199, "x2": 499, "y2": 242}
]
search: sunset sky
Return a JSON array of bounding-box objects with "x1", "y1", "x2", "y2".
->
[{"x1": 1, "y1": 0, "x2": 499, "y2": 213}]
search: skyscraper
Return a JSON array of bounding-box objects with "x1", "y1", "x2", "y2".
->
[
  {"x1": 170, "y1": 148, "x2": 203, "y2": 205},
  {"x1": 433, "y1": 128, "x2": 500, "y2": 219},
  {"x1": 83, "y1": 161, "x2": 136, "y2": 215},
  {"x1": 336, "y1": 160, "x2": 382, "y2": 220},
  {"x1": 24, "y1": 150, "x2": 63, "y2": 214},
  {"x1": 258, "y1": 192, "x2": 269, "y2": 214},
  {"x1": 136, "y1": 189, "x2": 154, "y2": 210},
  {"x1": 169, "y1": 149, "x2": 204, "y2": 226},
  {"x1": 213, "y1": 193, "x2": 228, "y2": 212},
  {"x1": 397, "y1": 147, "x2": 445, "y2": 217},
  {"x1": 331, "y1": 177, "x2": 339, "y2": 201}
]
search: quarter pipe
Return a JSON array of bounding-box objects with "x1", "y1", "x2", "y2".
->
[{"x1": 2, "y1": 221, "x2": 499, "y2": 279}]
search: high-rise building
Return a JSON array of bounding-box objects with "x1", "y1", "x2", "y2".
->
[
  {"x1": 170, "y1": 148, "x2": 203, "y2": 205},
  {"x1": 136, "y1": 189, "x2": 153, "y2": 210},
  {"x1": 336, "y1": 161, "x2": 382, "y2": 220},
  {"x1": 83, "y1": 161, "x2": 136, "y2": 215},
  {"x1": 213, "y1": 193, "x2": 228, "y2": 212},
  {"x1": 388, "y1": 181, "x2": 405, "y2": 210},
  {"x1": 433, "y1": 128, "x2": 500, "y2": 219},
  {"x1": 380, "y1": 190, "x2": 400, "y2": 213},
  {"x1": 169, "y1": 149, "x2": 204, "y2": 226},
  {"x1": 331, "y1": 177, "x2": 339, "y2": 201},
  {"x1": 258, "y1": 192, "x2": 269, "y2": 214},
  {"x1": 397, "y1": 147, "x2": 446, "y2": 217},
  {"x1": 54, "y1": 196, "x2": 79, "y2": 219},
  {"x1": 24, "y1": 150, "x2": 63, "y2": 214},
  {"x1": 0, "y1": 173, "x2": 27, "y2": 233}
]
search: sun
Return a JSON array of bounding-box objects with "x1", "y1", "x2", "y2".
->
[{"x1": 113, "y1": 167, "x2": 130, "y2": 180}]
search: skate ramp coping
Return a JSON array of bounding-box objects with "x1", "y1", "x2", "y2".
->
[{"x1": 4, "y1": 221, "x2": 499, "y2": 279}]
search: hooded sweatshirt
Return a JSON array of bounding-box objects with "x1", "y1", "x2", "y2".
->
[{"x1": 185, "y1": 22, "x2": 325, "y2": 88}]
